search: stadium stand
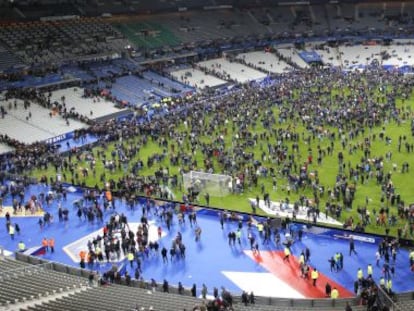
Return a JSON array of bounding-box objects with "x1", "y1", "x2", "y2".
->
[
  {"x1": 0, "y1": 18, "x2": 128, "y2": 66},
  {"x1": 0, "y1": 254, "x2": 371, "y2": 311},
  {"x1": 113, "y1": 20, "x2": 181, "y2": 49},
  {"x1": 169, "y1": 67, "x2": 228, "y2": 89},
  {"x1": 94, "y1": 74, "x2": 162, "y2": 107},
  {"x1": 197, "y1": 58, "x2": 267, "y2": 83},
  {"x1": 49, "y1": 87, "x2": 129, "y2": 120},
  {"x1": 306, "y1": 43, "x2": 342, "y2": 68},
  {"x1": 276, "y1": 47, "x2": 310, "y2": 69},
  {"x1": 0, "y1": 256, "x2": 88, "y2": 307},
  {"x1": 16, "y1": 2, "x2": 81, "y2": 20},
  {"x1": 0, "y1": 44, "x2": 22, "y2": 73},
  {"x1": 141, "y1": 70, "x2": 194, "y2": 96},
  {"x1": 236, "y1": 51, "x2": 293, "y2": 74},
  {"x1": 0, "y1": 99, "x2": 86, "y2": 144}
]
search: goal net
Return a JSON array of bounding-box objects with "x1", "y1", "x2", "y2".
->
[{"x1": 183, "y1": 171, "x2": 233, "y2": 197}]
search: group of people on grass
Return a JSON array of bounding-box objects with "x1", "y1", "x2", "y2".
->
[{"x1": 5, "y1": 67, "x2": 411, "y2": 237}]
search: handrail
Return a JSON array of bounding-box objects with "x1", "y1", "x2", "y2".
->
[
  {"x1": 12, "y1": 253, "x2": 414, "y2": 310},
  {"x1": 377, "y1": 283, "x2": 402, "y2": 311},
  {"x1": 12, "y1": 253, "x2": 361, "y2": 309}
]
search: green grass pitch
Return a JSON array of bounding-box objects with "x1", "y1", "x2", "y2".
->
[{"x1": 29, "y1": 77, "x2": 414, "y2": 239}]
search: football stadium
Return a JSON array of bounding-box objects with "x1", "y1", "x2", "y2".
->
[{"x1": 1, "y1": 1, "x2": 414, "y2": 310}]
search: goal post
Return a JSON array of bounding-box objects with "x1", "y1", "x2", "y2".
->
[{"x1": 182, "y1": 171, "x2": 233, "y2": 197}]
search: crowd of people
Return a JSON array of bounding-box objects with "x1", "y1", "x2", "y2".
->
[
  {"x1": 5, "y1": 67, "x2": 413, "y2": 234},
  {"x1": 1, "y1": 52, "x2": 414, "y2": 311}
]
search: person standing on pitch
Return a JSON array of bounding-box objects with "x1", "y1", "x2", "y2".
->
[{"x1": 349, "y1": 237, "x2": 357, "y2": 256}]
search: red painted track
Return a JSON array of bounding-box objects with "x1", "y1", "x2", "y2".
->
[{"x1": 245, "y1": 250, "x2": 354, "y2": 298}]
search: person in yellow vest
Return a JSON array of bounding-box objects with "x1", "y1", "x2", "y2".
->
[
  {"x1": 331, "y1": 287, "x2": 339, "y2": 299},
  {"x1": 311, "y1": 268, "x2": 319, "y2": 286},
  {"x1": 128, "y1": 250, "x2": 134, "y2": 268},
  {"x1": 283, "y1": 247, "x2": 291, "y2": 262},
  {"x1": 379, "y1": 277, "x2": 385, "y2": 287},
  {"x1": 299, "y1": 252, "x2": 305, "y2": 267},
  {"x1": 334, "y1": 252, "x2": 341, "y2": 271},
  {"x1": 95, "y1": 245, "x2": 101, "y2": 260},
  {"x1": 257, "y1": 222, "x2": 264, "y2": 237},
  {"x1": 386, "y1": 279, "x2": 393, "y2": 294},
  {"x1": 18, "y1": 241, "x2": 26, "y2": 252},
  {"x1": 367, "y1": 264, "x2": 373, "y2": 278},
  {"x1": 299, "y1": 252, "x2": 306, "y2": 277},
  {"x1": 357, "y1": 268, "x2": 363, "y2": 280},
  {"x1": 9, "y1": 224, "x2": 15, "y2": 240},
  {"x1": 236, "y1": 229, "x2": 241, "y2": 245},
  {"x1": 410, "y1": 250, "x2": 414, "y2": 266}
]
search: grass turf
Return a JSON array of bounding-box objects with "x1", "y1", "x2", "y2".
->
[{"x1": 29, "y1": 82, "x2": 414, "y2": 239}]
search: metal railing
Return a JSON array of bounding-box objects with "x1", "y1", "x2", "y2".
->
[
  {"x1": 11, "y1": 253, "x2": 361, "y2": 310},
  {"x1": 377, "y1": 283, "x2": 402, "y2": 311}
]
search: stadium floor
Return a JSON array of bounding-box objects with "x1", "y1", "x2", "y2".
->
[
  {"x1": 54, "y1": 134, "x2": 99, "y2": 153},
  {"x1": 1, "y1": 183, "x2": 413, "y2": 298}
]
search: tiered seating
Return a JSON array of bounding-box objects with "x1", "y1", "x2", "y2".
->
[
  {"x1": 0, "y1": 99, "x2": 81, "y2": 144},
  {"x1": 309, "y1": 4, "x2": 330, "y2": 34},
  {"x1": 395, "y1": 292, "x2": 414, "y2": 310},
  {"x1": 290, "y1": 5, "x2": 314, "y2": 34},
  {"x1": 325, "y1": 3, "x2": 339, "y2": 29},
  {"x1": 0, "y1": 18, "x2": 126, "y2": 65},
  {"x1": 169, "y1": 67, "x2": 227, "y2": 89},
  {"x1": 142, "y1": 71, "x2": 194, "y2": 96},
  {"x1": 151, "y1": 13, "x2": 204, "y2": 43},
  {"x1": 325, "y1": 3, "x2": 357, "y2": 33},
  {"x1": 404, "y1": 1, "x2": 414, "y2": 17},
  {"x1": 337, "y1": 45, "x2": 383, "y2": 69},
  {"x1": 380, "y1": 41, "x2": 414, "y2": 68},
  {"x1": 0, "y1": 44, "x2": 22, "y2": 73},
  {"x1": 197, "y1": 58, "x2": 267, "y2": 83},
  {"x1": 0, "y1": 257, "x2": 88, "y2": 306},
  {"x1": 0, "y1": 97, "x2": 86, "y2": 137},
  {"x1": 0, "y1": 5, "x2": 23, "y2": 21},
  {"x1": 355, "y1": 2, "x2": 386, "y2": 32},
  {"x1": 50, "y1": 88, "x2": 128, "y2": 119},
  {"x1": 96, "y1": 75, "x2": 162, "y2": 107},
  {"x1": 93, "y1": 1, "x2": 136, "y2": 15},
  {"x1": 2, "y1": 254, "x2": 371, "y2": 311},
  {"x1": 113, "y1": 21, "x2": 181, "y2": 49},
  {"x1": 236, "y1": 51, "x2": 293, "y2": 74},
  {"x1": 61, "y1": 65, "x2": 95, "y2": 82},
  {"x1": 306, "y1": 43, "x2": 341, "y2": 68},
  {"x1": 277, "y1": 47, "x2": 310, "y2": 69},
  {"x1": 21, "y1": 283, "x2": 205, "y2": 311},
  {"x1": 384, "y1": 2, "x2": 403, "y2": 19},
  {"x1": 158, "y1": 10, "x2": 267, "y2": 44},
  {"x1": 267, "y1": 6, "x2": 295, "y2": 34},
  {"x1": 249, "y1": 8, "x2": 272, "y2": 26},
  {"x1": 340, "y1": 2, "x2": 356, "y2": 20},
  {"x1": 0, "y1": 114, "x2": 54, "y2": 144},
  {"x1": 18, "y1": 3, "x2": 80, "y2": 19},
  {"x1": 0, "y1": 256, "x2": 28, "y2": 272},
  {"x1": 87, "y1": 62, "x2": 125, "y2": 79},
  {"x1": 0, "y1": 73, "x2": 66, "y2": 91}
]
